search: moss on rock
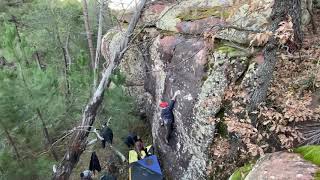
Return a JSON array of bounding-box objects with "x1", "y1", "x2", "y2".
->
[
  {"x1": 294, "y1": 145, "x2": 320, "y2": 166},
  {"x1": 177, "y1": 7, "x2": 229, "y2": 21},
  {"x1": 229, "y1": 162, "x2": 254, "y2": 180},
  {"x1": 215, "y1": 41, "x2": 247, "y2": 58}
]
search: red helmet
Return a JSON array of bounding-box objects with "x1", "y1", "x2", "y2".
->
[{"x1": 159, "y1": 101, "x2": 168, "y2": 108}]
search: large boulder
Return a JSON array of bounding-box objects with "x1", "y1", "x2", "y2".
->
[
  {"x1": 245, "y1": 152, "x2": 320, "y2": 180},
  {"x1": 148, "y1": 35, "x2": 213, "y2": 179},
  {"x1": 154, "y1": 0, "x2": 312, "y2": 44},
  {"x1": 101, "y1": 0, "x2": 315, "y2": 179},
  {"x1": 102, "y1": 27, "x2": 251, "y2": 179},
  {"x1": 143, "y1": 34, "x2": 249, "y2": 179},
  {"x1": 216, "y1": 0, "x2": 273, "y2": 44},
  {"x1": 113, "y1": 0, "x2": 172, "y2": 25},
  {"x1": 156, "y1": 0, "x2": 231, "y2": 33},
  {"x1": 101, "y1": 29, "x2": 148, "y2": 114},
  {"x1": 217, "y1": 0, "x2": 312, "y2": 44}
]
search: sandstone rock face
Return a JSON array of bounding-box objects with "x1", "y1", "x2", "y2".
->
[
  {"x1": 154, "y1": 0, "x2": 311, "y2": 44},
  {"x1": 245, "y1": 152, "x2": 319, "y2": 180},
  {"x1": 102, "y1": 0, "x2": 313, "y2": 179},
  {"x1": 148, "y1": 35, "x2": 213, "y2": 179}
]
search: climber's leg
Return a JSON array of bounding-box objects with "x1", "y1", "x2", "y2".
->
[{"x1": 165, "y1": 122, "x2": 173, "y2": 144}]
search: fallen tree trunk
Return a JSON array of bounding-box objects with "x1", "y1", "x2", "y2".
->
[
  {"x1": 247, "y1": 0, "x2": 302, "y2": 115},
  {"x1": 52, "y1": 0, "x2": 146, "y2": 179}
]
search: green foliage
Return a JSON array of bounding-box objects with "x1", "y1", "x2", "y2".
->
[
  {"x1": 294, "y1": 145, "x2": 320, "y2": 166},
  {"x1": 0, "y1": 0, "x2": 124, "y2": 179},
  {"x1": 229, "y1": 163, "x2": 254, "y2": 180},
  {"x1": 0, "y1": 149, "x2": 53, "y2": 180},
  {"x1": 0, "y1": 2, "x2": 93, "y2": 178}
]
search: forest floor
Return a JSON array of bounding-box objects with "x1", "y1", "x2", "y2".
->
[
  {"x1": 210, "y1": 9, "x2": 320, "y2": 180},
  {"x1": 69, "y1": 118, "x2": 152, "y2": 180}
]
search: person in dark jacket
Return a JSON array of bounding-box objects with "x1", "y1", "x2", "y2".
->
[
  {"x1": 124, "y1": 133, "x2": 138, "y2": 148},
  {"x1": 89, "y1": 151, "x2": 101, "y2": 176},
  {"x1": 100, "y1": 123, "x2": 113, "y2": 148},
  {"x1": 160, "y1": 90, "x2": 180, "y2": 144}
]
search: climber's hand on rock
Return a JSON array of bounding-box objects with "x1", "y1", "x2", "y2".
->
[
  {"x1": 93, "y1": 128, "x2": 97, "y2": 133},
  {"x1": 172, "y1": 90, "x2": 180, "y2": 100}
]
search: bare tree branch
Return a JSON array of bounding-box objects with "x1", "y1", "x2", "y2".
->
[{"x1": 93, "y1": 0, "x2": 106, "y2": 90}]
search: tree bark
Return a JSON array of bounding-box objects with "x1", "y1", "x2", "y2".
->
[
  {"x1": 247, "y1": 0, "x2": 302, "y2": 115},
  {"x1": 55, "y1": 30, "x2": 71, "y2": 97},
  {"x1": 65, "y1": 33, "x2": 72, "y2": 71},
  {"x1": 93, "y1": 0, "x2": 106, "y2": 90},
  {"x1": 82, "y1": 0, "x2": 95, "y2": 69},
  {"x1": 52, "y1": 0, "x2": 146, "y2": 179}
]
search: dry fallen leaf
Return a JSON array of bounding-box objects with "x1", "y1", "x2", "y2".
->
[
  {"x1": 249, "y1": 31, "x2": 273, "y2": 47},
  {"x1": 275, "y1": 16, "x2": 294, "y2": 45}
]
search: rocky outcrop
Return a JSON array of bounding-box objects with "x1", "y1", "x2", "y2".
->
[
  {"x1": 102, "y1": 0, "x2": 314, "y2": 179},
  {"x1": 149, "y1": 35, "x2": 214, "y2": 179},
  {"x1": 245, "y1": 152, "x2": 320, "y2": 180}
]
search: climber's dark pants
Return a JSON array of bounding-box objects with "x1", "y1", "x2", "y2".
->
[{"x1": 164, "y1": 122, "x2": 173, "y2": 142}]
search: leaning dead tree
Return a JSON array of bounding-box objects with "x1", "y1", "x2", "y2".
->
[
  {"x1": 93, "y1": 0, "x2": 106, "y2": 90},
  {"x1": 247, "y1": 0, "x2": 302, "y2": 115},
  {"x1": 52, "y1": 0, "x2": 147, "y2": 179}
]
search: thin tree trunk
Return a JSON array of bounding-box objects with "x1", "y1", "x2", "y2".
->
[
  {"x1": 247, "y1": 0, "x2": 302, "y2": 120},
  {"x1": 65, "y1": 33, "x2": 72, "y2": 71},
  {"x1": 52, "y1": 0, "x2": 146, "y2": 179},
  {"x1": 35, "y1": 51, "x2": 42, "y2": 70},
  {"x1": 82, "y1": 0, "x2": 95, "y2": 69},
  {"x1": 93, "y1": 0, "x2": 106, "y2": 90},
  {"x1": 10, "y1": 15, "x2": 21, "y2": 42},
  {"x1": 36, "y1": 108, "x2": 59, "y2": 161},
  {"x1": 0, "y1": 121, "x2": 21, "y2": 161},
  {"x1": 56, "y1": 30, "x2": 71, "y2": 96}
]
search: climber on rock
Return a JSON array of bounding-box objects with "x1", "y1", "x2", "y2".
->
[{"x1": 160, "y1": 90, "x2": 180, "y2": 144}]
